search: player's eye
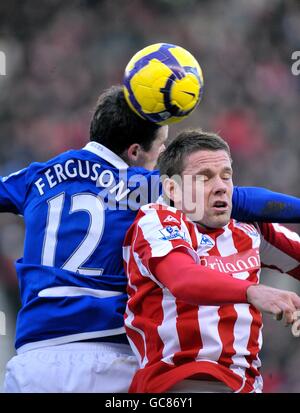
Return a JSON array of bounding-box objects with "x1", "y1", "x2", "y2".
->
[{"x1": 197, "y1": 174, "x2": 208, "y2": 181}]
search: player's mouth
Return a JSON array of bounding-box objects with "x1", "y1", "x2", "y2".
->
[{"x1": 211, "y1": 200, "x2": 229, "y2": 213}]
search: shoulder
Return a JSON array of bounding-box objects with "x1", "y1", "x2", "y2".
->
[
  {"x1": 232, "y1": 220, "x2": 260, "y2": 238},
  {"x1": 126, "y1": 167, "x2": 160, "y2": 185},
  {"x1": 25, "y1": 148, "x2": 94, "y2": 176},
  {"x1": 139, "y1": 202, "x2": 184, "y2": 224},
  {"x1": 129, "y1": 203, "x2": 191, "y2": 241},
  {"x1": 26, "y1": 149, "x2": 80, "y2": 171},
  {"x1": 128, "y1": 167, "x2": 159, "y2": 176}
]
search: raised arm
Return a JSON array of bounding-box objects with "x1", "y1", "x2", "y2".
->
[
  {"x1": 232, "y1": 186, "x2": 300, "y2": 223},
  {"x1": 258, "y1": 222, "x2": 300, "y2": 280}
]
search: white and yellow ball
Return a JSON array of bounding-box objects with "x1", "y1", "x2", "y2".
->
[{"x1": 123, "y1": 43, "x2": 204, "y2": 125}]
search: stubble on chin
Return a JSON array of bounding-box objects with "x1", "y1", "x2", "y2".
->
[{"x1": 205, "y1": 212, "x2": 231, "y2": 229}]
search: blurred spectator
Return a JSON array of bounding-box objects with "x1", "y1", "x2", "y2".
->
[{"x1": 212, "y1": 108, "x2": 268, "y2": 159}]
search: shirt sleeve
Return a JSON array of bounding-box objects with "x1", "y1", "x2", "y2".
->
[
  {"x1": 150, "y1": 248, "x2": 255, "y2": 305},
  {"x1": 0, "y1": 168, "x2": 29, "y2": 214},
  {"x1": 232, "y1": 186, "x2": 300, "y2": 223},
  {"x1": 258, "y1": 222, "x2": 300, "y2": 280}
]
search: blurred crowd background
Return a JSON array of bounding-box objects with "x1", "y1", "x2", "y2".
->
[{"x1": 0, "y1": 0, "x2": 300, "y2": 392}]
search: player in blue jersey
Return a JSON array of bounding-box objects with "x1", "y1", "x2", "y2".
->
[{"x1": 2, "y1": 85, "x2": 300, "y2": 392}]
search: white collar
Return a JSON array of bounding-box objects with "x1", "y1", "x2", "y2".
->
[{"x1": 83, "y1": 141, "x2": 129, "y2": 170}]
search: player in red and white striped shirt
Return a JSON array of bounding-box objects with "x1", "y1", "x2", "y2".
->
[{"x1": 123, "y1": 129, "x2": 300, "y2": 393}]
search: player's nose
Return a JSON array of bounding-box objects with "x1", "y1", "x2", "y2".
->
[{"x1": 212, "y1": 176, "x2": 228, "y2": 195}]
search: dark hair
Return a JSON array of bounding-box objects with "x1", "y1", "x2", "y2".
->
[
  {"x1": 90, "y1": 85, "x2": 162, "y2": 155},
  {"x1": 158, "y1": 129, "x2": 232, "y2": 177}
]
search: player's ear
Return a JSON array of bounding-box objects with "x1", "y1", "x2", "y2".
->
[
  {"x1": 163, "y1": 178, "x2": 173, "y2": 202},
  {"x1": 163, "y1": 177, "x2": 182, "y2": 205},
  {"x1": 126, "y1": 143, "x2": 142, "y2": 163}
]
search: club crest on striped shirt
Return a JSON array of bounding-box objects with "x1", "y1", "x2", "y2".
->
[
  {"x1": 159, "y1": 225, "x2": 187, "y2": 241},
  {"x1": 199, "y1": 234, "x2": 215, "y2": 248}
]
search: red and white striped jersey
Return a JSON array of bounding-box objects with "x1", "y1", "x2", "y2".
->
[{"x1": 123, "y1": 203, "x2": 300, "y2": 393}]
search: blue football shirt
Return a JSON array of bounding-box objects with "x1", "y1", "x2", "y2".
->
[{"x1": 0, "y1": 142, "x2": 160, "y2": 351}]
